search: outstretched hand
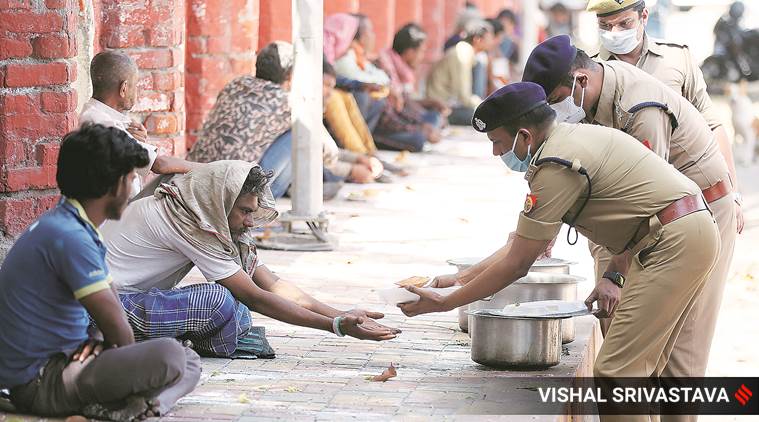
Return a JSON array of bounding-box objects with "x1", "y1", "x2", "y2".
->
[
  {"x1": 343, "y1": 309, "x2": 401, "y2": 334},
  {"x1": 340, "y1": 315, "x2": 398, "y2": 341}
]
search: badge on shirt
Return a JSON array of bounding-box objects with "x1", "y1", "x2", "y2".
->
[
  {"x1": 642, "y1": 139, "x2": 652, "y2": 150},
  {"x1": 524, "y1": 194, "x2": 537, "y2": 215}
]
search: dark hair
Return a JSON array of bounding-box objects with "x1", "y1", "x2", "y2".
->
[
  {"x1": 90, "y1": 51, "x2": 138, "y2": 98},
  {"x1": 502, "y1": 103, "x2": 557, "y2": 136},
  {"x1": 497, "y1": 9, "x2": 517, "y2": 24},
  {"x1": 462, "y1": 20, "x2": 493, "y2": 44},
  {"x1": 352, "y1": 13, "x2": 369, "y2": 40},
  {"x1": 240, "y1": 166, "x2": 273, "y2": 198},
  {"x1": 486, "y1": 18, "x2": 504, "y2": 36},
  {"x1": 57, "y1": 124, "x2": 149, "y2": 200},
  {"x1": 323, "y1": 58, "x2": 336, "y2": 78},
  {"x1": 633, "y1": 1, "x2": 646, "y2": 16},
  {"x1": 392, "y1": 23, "x2": 427, "y2": 54},
  {"x1": 558, "y1": 49, "x2": 599, "y2": 88},
  {"x1": 256, "y1": 42, "x2": 293, "y2": 84}
]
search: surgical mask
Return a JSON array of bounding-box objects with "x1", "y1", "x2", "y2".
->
[
  {"x1": 551, "y1": 76, "x2": 586, "y2": 124},
  {"x1": 599, "y1": 27, "x2": 640, "y2": 55},
  {"x1": 501, "y1": 131, "x2": 532, "y2": 172}
]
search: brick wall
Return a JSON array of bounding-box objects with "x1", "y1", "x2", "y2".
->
[
  {"x1": 0, "y1": 0, "x2": 78, "y2": 254},
  {"x1": 185, "y1": 0, "x2": 258, "y2": 149},
  {"x1": 0, "y1": 0, "x2": 521, "y2": 258}
]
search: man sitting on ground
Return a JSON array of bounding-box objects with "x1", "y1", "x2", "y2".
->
[
  {"x1": 0, "y1": 125, "x2": 200, "y2": 421},
  {"x1": 79, "y1": 51, "x2": 197, "y2": 195},
  {"x1": 101, "y1": 161, "x2": 399, "y2": 358}
]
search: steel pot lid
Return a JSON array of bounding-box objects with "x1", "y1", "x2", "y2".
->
[
  {"x1": 530, "y1": 257, "x2": 577, "y2": 267},
  {"x1": 468, "y1": 300, "x2": 593, "y2": 319},
  {"x1": 446, "y1": 257, "x2": 480, "y2": 266}
]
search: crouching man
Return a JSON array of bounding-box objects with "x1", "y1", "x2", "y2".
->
[
  {"x1": 0, "y1": 125, "x2": 200, "y2": 421},
  {"x1": 101, "y1": 160, "x2": 399, "y2": 357}
]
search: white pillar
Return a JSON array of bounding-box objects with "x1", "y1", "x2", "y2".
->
[
  {"x1": 290, "y1": 0, "x2": 324, "y2": 217},
  {"x1": 520, "y1": 0, "x2": 540, "y2": 72}
]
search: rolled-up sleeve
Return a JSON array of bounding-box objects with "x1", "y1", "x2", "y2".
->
[{"x1": 516, "y1": 164, "x2": 585, "y2": 241}]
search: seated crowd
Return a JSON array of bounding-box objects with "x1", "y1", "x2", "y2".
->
[{"x1": 0, "y1": 4, "x2": 521, "y2": 419}]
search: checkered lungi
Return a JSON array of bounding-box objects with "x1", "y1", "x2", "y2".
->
[{"x1": 119, "y1": 283, "x2": 252, "y2": 357}]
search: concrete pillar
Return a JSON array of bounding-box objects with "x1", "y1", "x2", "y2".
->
[
  {"x1": 291, "y1": 0, "x2": 323, "y2": 217},
  {"x1": 520, "y1": 0, "x2": 539, "y2": 71}
]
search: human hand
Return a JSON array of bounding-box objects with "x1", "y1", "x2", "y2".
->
[
  {"x1": 342, "y1": 309, "x2": 402, "y2": 334},
  {"x1": 397, "y1": 286, "x2": 448, "y2": 317},
  {"x1": 584, "y1": 278, "x2": 621, "y2": 319},
  {"x1": 340, "y1": 315, "x2": 398, "y2": 341},
  {"x1": 422, "y1": 124, "x2": 442, "y2": 144},
  {"x1": 127, "y1": 121, "x2": 148, "y2": 142},
  {"x1": 72, "y1": 338, "x2": 105, "y2": 363},
  {"x1": 362, "y1": 83, "x2": 385, "y2": 92},
  {"x1": 349, "y1": 163, "x2": 374, "y2": 183},
  {"x1": 429, "y1": 273, "x2": 462, "y2": 288}
]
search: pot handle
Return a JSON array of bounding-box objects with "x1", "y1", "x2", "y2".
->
[{"x1": 480, "y1": 294, "x2": 495, "y2": 302}]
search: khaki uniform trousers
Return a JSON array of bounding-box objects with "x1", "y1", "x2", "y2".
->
[
  {"x1": 594, "y1": 211, "x2": 720, "y2": 422},
  {"x1": 591, "y1": 194, "x2": 735, "y2": 384}
]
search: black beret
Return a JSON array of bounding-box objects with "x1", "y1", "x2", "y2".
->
[
  {"x1": 522, "y1": 35, "x2": 577, "y2": 96},
  {"x1": 471, "y1": 82, "x2": 547, "y2": 133}
]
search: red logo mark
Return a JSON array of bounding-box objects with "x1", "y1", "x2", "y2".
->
[
  {"x1": 642, "y1": 139, "x2": 652, "y2": 150},
  {"x1": 735, "y1": 384, "x2": 753, "y2": 406}
]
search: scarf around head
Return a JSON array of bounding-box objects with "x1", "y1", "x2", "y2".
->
[
  {"x1": 324, "y1": 13, "x2": 361, "y2": 63},
  {"x1": 379, "y1": 48, "x2": 417, "y2": 94},
  {"x1": 154, "y1": 160, "x2": 278, "y2": 272}
]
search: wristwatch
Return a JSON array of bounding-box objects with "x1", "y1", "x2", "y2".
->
[
  {"x1": 734, "y1": 191, "x2": 743, "y2": 206},
  {"x1": 603, "y1": 271, "x2": 626, "y2": 288}
]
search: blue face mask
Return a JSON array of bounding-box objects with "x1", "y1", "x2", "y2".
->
[{"x1": 500, "y1": 131, "x2": 532, "y2": 172}]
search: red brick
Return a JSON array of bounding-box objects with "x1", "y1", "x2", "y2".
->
[
  {"x1": 40, "y1": 90, "x2": 76, "y2": 113},
  {"x1": 45, "y1": 0, "x2": 69, "y2": 9},
  {"x1": 0, "y1": 36, "x2": 32, "y2": 59},
  {"x1": 0, "y1": 112, "x2": 76, "y2": 139},
  {"x1": 0, "y1": 93, "x2": 40, "y2": 114},
  {"x1": 103, "y1": 26, "x2": 146, "y2": 48},
  {"x1": 35, "y1": 143, "x2": 59, "y2": 166},
  {"x1": 186, "y1": 36, "x2": 207, "y2": 55},
  {"x1": 185, "y1": 111, "x2": 205, "y2": 134},
  {"x1": 188, "y1": 0, "x2": 226, "y2": 37},
  {"x1": 0, "y1": 198, "x2": 35, "y2": 236},
  {"x1": 172, "y1": 92, "x2": 184, "y2": 112},
  {"x1": 394, "y1": 0, "x2": 422, "y2": 29},
  {"x1": 359, "y1": 0, "x2": 395, "y2": 56},
  {"x1": 32, "y1": 34, "x2": 76, "y2": 59},
  {"x1": 144, "y1": 114, "x2": 178, "y2": 135},
  {"x1": 132, "y1": 49, "x2": 173, "y2": 69},
  {"x1": 0, "y1": 11, "x2": 63, "y2": 33},
  {"x1": 147, "y1": 26, "x2": 179, "y2": 47},
  {"x1": 0, "y1": 166, "x2": 57, "y2": 192},
  {"x1": 0, "y1": 0, "x2": 30, "y2": 10},
  {"x1": 4, "y1": 62, "x2": 72, "y2": 87},
  {"x1": 0, "y1": 139, "x2": 27, "y2": 166},
  {"x1": 105, "y1": 6, "x2": 170, "y2": 27},
  {"x1": 153, "y1": 71, "x2": 181, "y2": 91},
  {"x1": 207, "y1": 34, "x2": 230, "y2": 54}
]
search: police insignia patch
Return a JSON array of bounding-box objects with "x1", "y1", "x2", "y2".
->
[
  {"x1": 524, "y1": 194, "x2": 537, "y2": 214},
  {"x1": 642, "y1": 139, "x2": 652, "y2": 150},
  {"x1": 474, "y1": 118, "x2": 486, "y2": 131}
]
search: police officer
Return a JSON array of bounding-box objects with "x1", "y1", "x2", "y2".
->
[
  {"x1": 587, "y1": 0, "x2": 743, "y2": 233},
  {"x1": 522, "y1": 36, "x2": 736, "y2": 385},
  {"x1": 399, "y1": 83, "x2": 720, "y2": 388}
]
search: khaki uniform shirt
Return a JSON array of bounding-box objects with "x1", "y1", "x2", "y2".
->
[
  {"x1": 516, "y1": 123, "x2": 700, "y2": 254},
  {"x1": 596, "y1": 34, "x2": 722, "y2": 130},
  {"x1": 590, "y1": 61, "x2": 728, "y2": 191}
]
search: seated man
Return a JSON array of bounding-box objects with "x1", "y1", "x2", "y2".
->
[
  {"x1": 426, "y1": 19, "x2": 495, "y2": 125},
  {"x1": 101, "y1": 161, "x2": 399, "y2": 358},
  {"x1": 0, "y1": 125, "x2": 200, "y2": 420},
  {"x1": 80, "y1": 51, "x2": 197, "y2": 195},
  {"x1": 188, "y1": 42, "x2": 294, "y2": 198}
]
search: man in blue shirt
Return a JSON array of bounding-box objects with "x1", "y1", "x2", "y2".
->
[{"x1": 0, "y1": 124, "x2": 200, "y2": 420}]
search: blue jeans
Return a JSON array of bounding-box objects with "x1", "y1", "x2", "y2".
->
[
  {"x1": 375, "y1": 130, "x2": 426, "y2": 152},
  {"x1": 353, "y1": 91, "x2": 385, "y2": 132},
  {"x1": 421, "y1": 109, "x2": 442, "y2": 128},
  {"x1": 448, "y1": 106, "x2": 475, "y2": 126},
  {"x1": 472, "y1": 58, "x2": 487, "y2": 99},
  {"x1": 259, "y1": 130, "x2": 292, "y2": 199}
]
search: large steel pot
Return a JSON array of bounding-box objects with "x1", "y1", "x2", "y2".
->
[
  {"x1": 450, "y1": 258, "x2": 575, "y2": 332},
  {"x1": 469, "y1": 311, "x2": 562, "y2": 368},
  {"x1": 467, "y1": 272, "x2": 583, "y2": 343}
]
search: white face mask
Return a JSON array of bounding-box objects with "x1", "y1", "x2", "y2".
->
[
  {"x1": 599, "y1": 27, "x2": 640, "y2": 55},
  {"x1": 551, "y1": 76, "x2": 586, "y2": 124}
]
